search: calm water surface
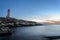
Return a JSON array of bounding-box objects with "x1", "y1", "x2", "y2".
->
[{"x1": 0, "y1": 25, "x2": 60, "y2": 40}]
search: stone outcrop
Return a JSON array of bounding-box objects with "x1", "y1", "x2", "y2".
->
[{"x1": 0, "y1": 17, "x2": 42, "y2": 27}]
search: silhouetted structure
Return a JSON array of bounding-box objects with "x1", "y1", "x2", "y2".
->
[
  {"x1": 6, "y1": 9, "x2": 11, "y2": 23},
  {"x1": 6, "y1": 9, "x2": 10, "y2": 19}
]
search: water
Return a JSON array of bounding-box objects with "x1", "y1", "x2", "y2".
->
[{"x1": 0, "y1": 25, "x2": 60, "y2": 40}]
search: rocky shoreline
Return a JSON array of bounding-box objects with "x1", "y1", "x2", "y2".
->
[
  {"x1": 0, "y1": 17, "x2": 42, "y2": 27},
  {"x1": 0, "y1": 17, "x2": 43, "y2": 36}
]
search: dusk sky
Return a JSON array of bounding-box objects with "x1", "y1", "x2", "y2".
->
[{"x1": 0, "y1": 0, "x2": 60, "y2": 22}]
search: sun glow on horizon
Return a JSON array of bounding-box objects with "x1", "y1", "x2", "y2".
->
[
  {"x1": 25, "y1": 14, "x2": 60, "y2": 22},
  {"x1": 49, "y1": 15, "x2": 60, "y2": 21}
]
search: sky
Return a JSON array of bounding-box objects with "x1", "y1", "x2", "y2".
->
[{"x1": 0, "y1": 0, "x2": 60, "y2": 22}]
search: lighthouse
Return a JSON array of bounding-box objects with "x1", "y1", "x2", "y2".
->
[{"x1": 6, "y1": 9, "x2": 10, "y2": 19}]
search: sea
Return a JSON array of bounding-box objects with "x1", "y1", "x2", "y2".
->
[{"x1": 0, "y1": 25, "x2": 60, "y2": 40}]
